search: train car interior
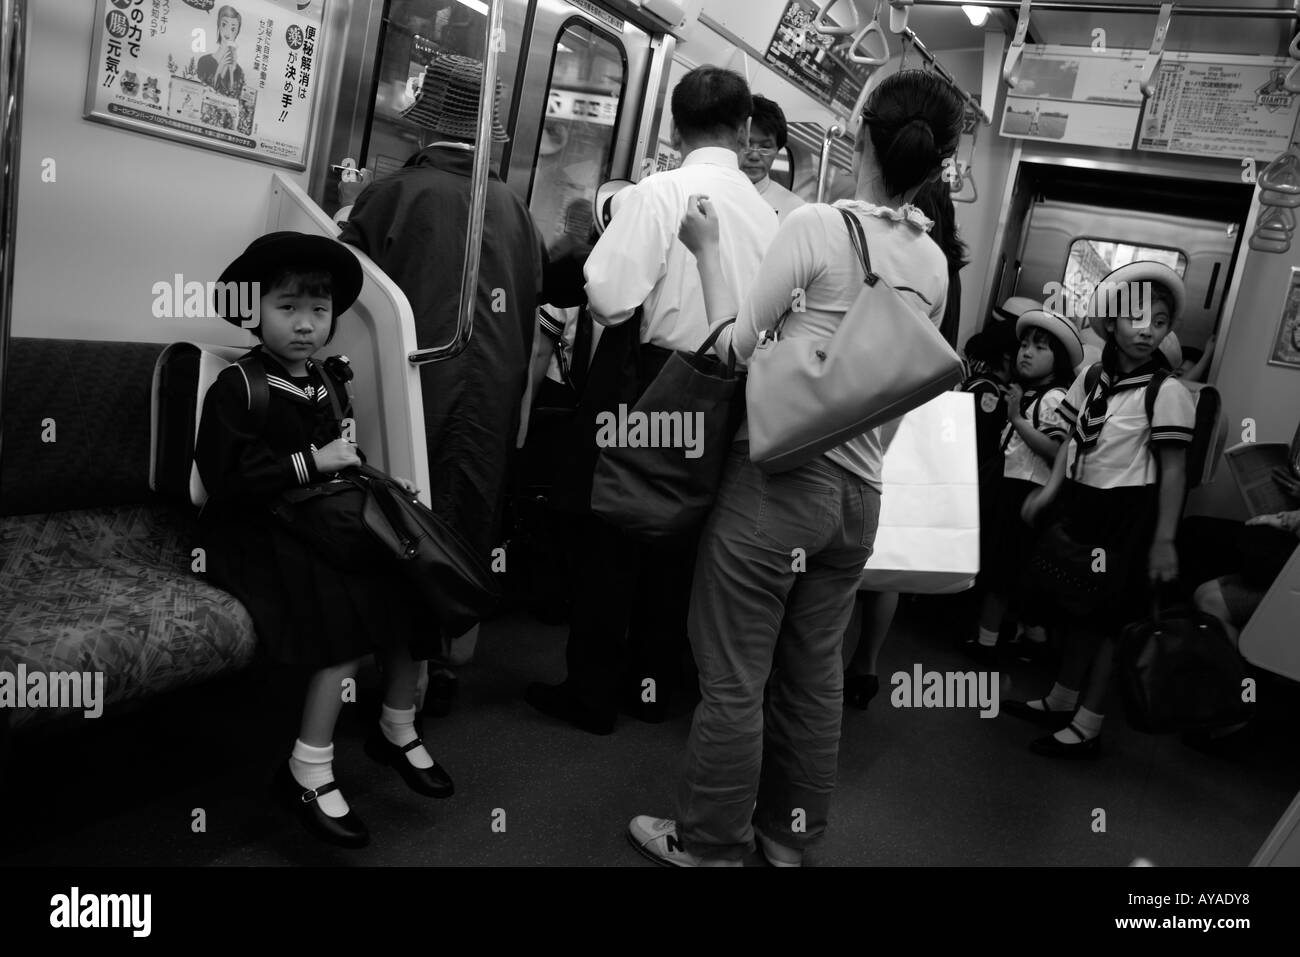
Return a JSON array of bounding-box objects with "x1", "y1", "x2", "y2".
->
[{"x1": 2, "y1": 0, "x2": 1300, "y2": 871}]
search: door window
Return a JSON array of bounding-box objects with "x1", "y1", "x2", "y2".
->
[
  {"x1": 366, "y1": 0, "x2": 508, "y2": 178},
  {"x1": 1064, "y1": 239, "x2": 1187, "y2": 322},
  {"x1": 528, "y1": 20, "x2": 627, "y2": 254}
]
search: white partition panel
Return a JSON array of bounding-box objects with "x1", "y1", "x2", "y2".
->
[{"x1": 264, "y1": 174, "x2": 431, "y2": 505}]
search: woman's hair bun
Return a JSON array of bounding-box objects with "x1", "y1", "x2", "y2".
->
[{"x1": 862, "y1": 71, "x2": 964, "y2": 198}]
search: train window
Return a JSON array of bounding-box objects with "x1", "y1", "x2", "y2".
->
[
  {"x1": 366, "y1": 0, "x2": 511, "y2": 177},
  {"x1": 528, "y1": 20, "x2": 627, "y2": 253},
  {"x1": 1062, "y1": 239, "x2": 1188, "y2": 320}
]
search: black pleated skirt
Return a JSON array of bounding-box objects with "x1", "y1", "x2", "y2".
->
[{"x1": 200, "y1": 505, "x2": 439, "y2": 669}]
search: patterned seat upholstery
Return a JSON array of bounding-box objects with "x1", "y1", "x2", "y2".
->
[{"x1": 0, "y1": 339, "x2": 256, "y2": 729}]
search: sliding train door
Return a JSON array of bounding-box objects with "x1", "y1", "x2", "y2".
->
[{"x1": 507, "y1": 0, "x2": 657, "y2": 252}]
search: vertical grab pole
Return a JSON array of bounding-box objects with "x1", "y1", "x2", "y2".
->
[
  {"x1": 408, "y1": 0, "x2": 503, "y2": 365},
  {"x1": 817, "y1": 125, "x2": 845, "y2": 204},
  {"x1": 0, "y1": 0, "x2": 28, "y2": 464}
]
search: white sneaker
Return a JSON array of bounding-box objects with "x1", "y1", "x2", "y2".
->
[
  {"x1": 626, "y1": 816, "x2": 742, "y2": 867},
  {"x1": 756, "y1": 831, "x2": 804, "y2": 867}
]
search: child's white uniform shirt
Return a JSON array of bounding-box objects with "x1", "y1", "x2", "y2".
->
[
  {"x1": 1003, "y1": 387, "x2": 1067, "y2": 487},
  {"x1": 1057, "y1": 368, "x2": 1196, "y2": 489}
]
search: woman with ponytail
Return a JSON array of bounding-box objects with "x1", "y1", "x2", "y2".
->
[{"x1": 626, "y1": 71, "x2": 965, "y2": 867}]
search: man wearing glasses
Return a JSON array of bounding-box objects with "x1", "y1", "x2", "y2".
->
[{"x1": 741, "y1": 95, "x2": 806, "y2": 224}]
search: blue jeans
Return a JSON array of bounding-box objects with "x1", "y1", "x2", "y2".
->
[{"x1": 677, "y1": 444, "x2": 880, "y2": 859}]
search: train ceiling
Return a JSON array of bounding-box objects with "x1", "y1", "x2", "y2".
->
[{"x1": 836, "y1": 1, "x2": 1298, "y2": 57}]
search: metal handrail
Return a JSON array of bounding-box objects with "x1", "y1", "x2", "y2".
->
[
  {"x1": 0, "y1": 0, "x2": 27, "y2": 465},
  {"x1": 407, "y1": 0, "x2": 504, "y2": 366},
  {"x1": 817, "y1": 125, "x2": 846, "y2": 203}
]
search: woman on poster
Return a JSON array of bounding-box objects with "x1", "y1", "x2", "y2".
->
[{"x1": 198, "y1": 5, "x2": 247, "y2": 99}]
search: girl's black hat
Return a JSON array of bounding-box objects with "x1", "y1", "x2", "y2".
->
[{"x1": 215, "y1": 231, "x2": 363, "y2": 325}]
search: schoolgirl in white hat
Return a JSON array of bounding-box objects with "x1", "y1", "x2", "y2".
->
[
  {"x1": 1008, "y1": 261, "x2": 1196, "y2": 758},
  {"x1": 966, "y1": 309, "x2": 1083, "y2": 661}
]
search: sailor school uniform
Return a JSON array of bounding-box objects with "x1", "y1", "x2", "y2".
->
[
  {"x1": 1027, "y1": 356, "x2": 1195, "y2": 625},
  {"x1": 194, "y1": 347, "x2": 434, "y2": 668},
  {"x1": 986, "y1": 384, "x2": 1067, "y2": 593}
]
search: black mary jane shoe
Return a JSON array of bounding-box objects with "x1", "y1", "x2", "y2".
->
[
  {"x1": 844, "y1": 674, "x2": 880, "y2": 710},
  {"x1": 1029, "y1": 723, "x2": 1101, "y2": 760},
  {"x1": 1002, "y1": 698, "x2": 1075, "y2": 730},
  {"x1": 272, "y1": 761, "x2": 369, "y2": 849},
  {"x1": 364, "y1": 731, "x2": 455, "y2": 798}
]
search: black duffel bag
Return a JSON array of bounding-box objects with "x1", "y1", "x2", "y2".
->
[
  {"x1": 272, "y1": 464, "x2": 502, "y2": 636},
  {"x1": 1117, "y1": 596, "x2": 1256, "y2": 734}
]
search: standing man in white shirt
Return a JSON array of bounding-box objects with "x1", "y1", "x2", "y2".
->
[
  {"x1": 741, "y1": 95, "x2": 806, "y2": 224},
  {"x1": 526, "y1": 65, "x2": 779, "y2": 735}
]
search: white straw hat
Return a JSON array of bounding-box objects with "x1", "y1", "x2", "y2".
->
[
  {"x1": 1087, "y1": 261, "x2": 1185, "y2": 335},
  {"x1": 1016, "y1": 309, "x2": 1085, "y2": 370}
]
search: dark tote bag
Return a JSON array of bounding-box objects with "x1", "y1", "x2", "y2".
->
[
  {"x1": 272, "y1": 464, "x2": 503, "y2": 636},
  {"x1": 1118, "y1": 597, "x2": 1256, "y2": 733},
  {"x1": 589, "y1": 318, "x2": 744, "y2": 541}
]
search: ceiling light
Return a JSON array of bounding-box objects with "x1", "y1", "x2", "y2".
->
[{"x1": 962, "y1": 5, "x2": 992, "y2": 27}]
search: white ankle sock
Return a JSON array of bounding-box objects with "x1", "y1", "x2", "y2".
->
[
  {"x1": 1055, "y1": 706, "x2": 1104, "y2": 743},
  {"x1": 976, "y1": 626, "x2": 999, "y2": 648},
  {"x1": 1029, "y1": 683, "x2": 1078, "y2": 712},
  {"x1": 1022, "y1": 624, "x2": 1048, "y2": 645},
  {"x1": 290, "y1": 740, "x2": 350, "y2": 818},
  {"x1": 380, "y1": 704, "x2": 434, "y2": 770}
]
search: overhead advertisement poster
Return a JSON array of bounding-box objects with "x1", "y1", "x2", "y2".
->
[
  {"x1": 999, "y1": 45, "x2": 1145, "y2": 149},
  {"x1": 1138, "y1": 53, "x2": 1300, "y2": 161},
  {"x1": 85, "y1": 0, "x2": 328, "y2": 170},
  {"x1": 764, "y1": 0, "x2": 874, "y2": 118}
]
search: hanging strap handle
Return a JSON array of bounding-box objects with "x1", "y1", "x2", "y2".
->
[
  {"x1": 1003, "y1": 0, "x2": 1032, "y2": 88},
  {"x1": 1139, "y1": 3, "x2": 1174, "y2": 99}
]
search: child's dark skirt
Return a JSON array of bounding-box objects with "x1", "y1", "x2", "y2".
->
[
  {"x1": 1020, "y1": 480, "x2": 1158, "y2": 631},
  {"x1": 985, "y1": 477, "x2": 1040, "y2": 595}
]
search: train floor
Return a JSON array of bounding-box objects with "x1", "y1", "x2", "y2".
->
[{"x1": 2, "y1": 596, "x2": 1297, "y2": 867}]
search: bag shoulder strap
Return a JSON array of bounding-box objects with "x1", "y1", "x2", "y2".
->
[
  {"x1": 233, "y1": 353, "x2": 270, "y2": 434},
  {"x1": 313, "y1": 358, "x2": 350, "y2": 428},
  {"x1": 838, "y1": 207, "x2": 876, "y2": 285}
]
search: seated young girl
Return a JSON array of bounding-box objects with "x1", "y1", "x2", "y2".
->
[
  {"x1": 195, "y1": 232, "x2": 453, "y2": 849},
  {"x1": 1010, "y1": 262, "x2": 1196, "y2": 758},
  {"x1": 966, "y1": 309, "x2": 1083, "y2": 661}
]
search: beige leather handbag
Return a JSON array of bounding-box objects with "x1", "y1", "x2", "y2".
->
[{"x1": 746, "y1": 207, "x2": 963, "y2": 473}]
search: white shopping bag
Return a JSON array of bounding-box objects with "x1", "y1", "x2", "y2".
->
[{"x1": 860, "y1": 391, "x2": 979, "y2": 594}]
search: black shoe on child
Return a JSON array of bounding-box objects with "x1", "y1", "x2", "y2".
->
[
  {"x1": 1029, "y1": 724, "x2": 1101, "y2": 759},
  {"x1": 1002, "y1": 698, "x2": 1075, "y2": 730},
  {"x1": 422, "y1": 673, "x2": 458, "y2": 718},
  {"x1": 525, "y1": 681, "x2": 616, "y2": 735},
  {"x1": 364, "y1": 730, "x2": 454, "y2": 798},
  {"x1": 272, "y1": 761, "x2": 369, "y2": 849}
]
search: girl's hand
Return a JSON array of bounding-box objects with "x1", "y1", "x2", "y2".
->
[
  {"x1": 312, "y1": 437, "x2": 361, "y2": 474},
  {"x1": 1149, "y1": 539, "x2": 1179, "y2": 583},
  {"x1": 1247, "y1": 509, "x2": 1300, "y2": 534},
  {"x1": 679, "y1": 195, "x2": 719, "y2": 255},
  {"x1": 393, "y1": 477, "x2": 420, "y2": 496},
  {"x1": 1006, "y1": 383, "x2": 1024, "y2": 420}
]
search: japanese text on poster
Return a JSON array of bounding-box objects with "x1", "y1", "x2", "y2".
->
[
  {"x1": 86, "y1": 0, "x2": 327, "y2": 169},
  {"x1": 764, "y1": 0, "x2": 873, "y2": 117},
  {"x1": 1138, "y1": 53, "x2": 1300, "y2": 161}
]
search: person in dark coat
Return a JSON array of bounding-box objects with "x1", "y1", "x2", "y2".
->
[
  {"x1": 196, "y1": 232, "x2": 455, "y2": 851},
  {"x1": 338, "y1": 53, "x2": 548, "y2": 715}
]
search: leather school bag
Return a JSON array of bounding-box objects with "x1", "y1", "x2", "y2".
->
[
  {"x1": 1118, "y1": 597, "x2": 1255, "y2": 733},
  {"x1": 151, "y1": 345, "x2": 502, "y2": 634}
]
